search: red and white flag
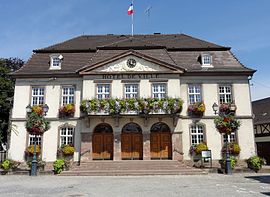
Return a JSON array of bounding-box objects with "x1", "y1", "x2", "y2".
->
[{"x1": 127, "y1": 3, "x2": 134, "y2": 15}]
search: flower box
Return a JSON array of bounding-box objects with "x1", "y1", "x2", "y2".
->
[
  {"x1": 59, "y1": 104, "x2": 75, "y2": 118},
  {"x1": 188, "y1": 102, "x2": 205, "y2": 117}
]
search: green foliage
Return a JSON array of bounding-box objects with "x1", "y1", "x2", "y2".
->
[
  {"x1": 61, "y1": 145, "x2": 75, "y2": 156},
  {"x1": 222, "y1": 142, "x2": 241, "y2": 155},
  {"x1": 1, "y1": 159, "x2": 20, "y2": 170},
  {"x1": 27, "y1": 158, "x2": 46, "y2": 170},
  {"x1": 25, "y1": 112, "x2": 50, "y2": 135},
  {"x1": 220, "y1": 156, "x2": 237, "y2": 169},
  {"x1": 81, "y1": 97, "x2": 184, "y2": 115},
  {"x1": 0, "y1": 58, "x2": 24, "y2": 144},
  {"x1": 214, "y1": 115, "x2": 240, "y2": 135},
  {"x1": 247, "y1": 156, "x2": 266, "y2": 172},
  {"x1": 53, "y1": 159, "x2": 65, "y2": 174},
  {"x1": 190, "y1": 142, "x2": 208, "y2": 155}
]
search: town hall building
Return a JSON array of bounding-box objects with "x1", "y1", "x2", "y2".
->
[{"x1": 9, "y1": 34, "x2": 256, "y2": 164}]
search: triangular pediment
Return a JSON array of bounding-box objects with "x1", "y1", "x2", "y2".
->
[{"x1": 79, "y1": 50, "x2": 184, "y2": 74}]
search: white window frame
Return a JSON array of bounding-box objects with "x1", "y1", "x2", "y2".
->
[
  {"x1": 60, "y1": 127, "x2": 74, "y2": 146},
  {"x1": 124, "y1": 84, "x2": 138, "y2": 98},
  {"x1": 202, "y1": 54, "x2": 212, "y2": 67},
  {"x1": 190, "y1": 125, "x2": 205, "y2": 145},
  {"x1": 31, "y1": 87, "x2": 45, "y2": 106},
  {"x1": 96, "y1": 84, "x2": 110, "y2": 99},
  {"x1": 50, "y1": 54, "x2": 62, "y2": 70},
  {"x1": 219, "y1": 85, "x2": 232, "y2": 104},
  {"x1": 223, "y1": 133, "x2": 236, "y2": 144},
  {"x1": 62, "y1": 86, "x2": 75, "y2": 105},
  {"x1": 152, "y1": 83, "x2": 166, "y2": 99},
  {"x1": 188, "y1": 84, "x2": 202, "y2": 104},
  {"x1": 29, "y1": 134, "x2": 42, "y2": 146}
]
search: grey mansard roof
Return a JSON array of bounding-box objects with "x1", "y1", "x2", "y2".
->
[{"x1": 12, "y1": 34, "x2": 255, "y2": 77}]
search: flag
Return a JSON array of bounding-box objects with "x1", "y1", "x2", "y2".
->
[{"x1": 128, "y1": 3, "x2": 134, "y2": 15}]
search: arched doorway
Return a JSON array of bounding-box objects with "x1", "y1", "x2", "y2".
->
[
  {"x1": 121, "y1": 123, "x2": 143, "y2": 160},
  {"x1": 92, "y1": 123, "x2": 113, "y2": 160},
  {"x1": 150, "y1": 122, "x2": 172, "y2": 160}
]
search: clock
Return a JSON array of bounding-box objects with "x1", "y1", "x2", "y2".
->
[{"x1": 127, "y1": 58, "x2": 137, "y2": 68}]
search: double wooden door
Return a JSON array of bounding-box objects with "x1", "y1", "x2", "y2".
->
[
  {"x1": 121, "y1": 133, "x2": 143, "y2": 160},
  {"x1": 150, "y1": 132, "x2": 172, "y2": 159},
  {"x1": 92, "y1": 133, "x2": 113, "y2": 160}
]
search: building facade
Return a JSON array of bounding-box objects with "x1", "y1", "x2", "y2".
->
[
  {"x1": 252, "y1": 97, "x2": 270, "y2": 164},
  {"x1": 9, "y1": 34, "x2": 256, "y2": 163}
]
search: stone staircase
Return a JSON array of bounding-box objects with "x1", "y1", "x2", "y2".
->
[{"x1": 60, "y1": 160, "x2": 207, "y2": 176}]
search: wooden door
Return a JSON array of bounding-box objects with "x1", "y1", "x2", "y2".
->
[
  {"x1": 150, "y1": 132, "x2": 172, "y2": 159},
  {"x1": 92, "y1": 133, "x2": 113, "y2": 160},
  {"x1": 121, "y1": 133, "x2": 143, "y2": 160}
]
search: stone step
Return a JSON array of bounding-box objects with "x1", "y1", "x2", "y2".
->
[{"x1": 59, "y1": 160, "x2": 206, "y2": 176}]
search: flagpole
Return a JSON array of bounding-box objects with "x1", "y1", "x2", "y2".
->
[{"x1": 131, "y1": 0, "x2": 134, "y2": 36}]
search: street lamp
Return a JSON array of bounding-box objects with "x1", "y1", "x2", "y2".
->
[
  {"x1": 26, "y1": 104, "x2": 49, "y2": 176},
  {"x1": 212, "y1": 102, "x2": 232, "y2": 175}
]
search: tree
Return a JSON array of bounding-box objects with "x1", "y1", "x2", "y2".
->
[{"x1": 0, "y1": 58, "x2": 24, "y2": 149}]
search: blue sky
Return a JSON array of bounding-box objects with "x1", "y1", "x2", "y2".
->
[{"x1": 0, "y1": 0, "x2": 270, "y2": 100}]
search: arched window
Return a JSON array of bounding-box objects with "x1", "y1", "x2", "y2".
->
[
  {"x1": 122, "y1": 123, "x2": 142, "y2": 133},
  {"x1": 150, "y1": 122, "x2": 170, "y2": 133},
  {"x1": 94, "y1": 123, "x2": 113, "y2": 133}
]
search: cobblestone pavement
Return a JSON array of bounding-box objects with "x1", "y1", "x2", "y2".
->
[{"x1": 0, "y1": 173, "x2": 269, "y2": 197}]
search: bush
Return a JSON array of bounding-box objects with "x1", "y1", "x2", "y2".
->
[
  {"x1": 61, "y1": 145, "x2": 75, "y2": 156},
  {"x1": 1, "y1": 159, "x2": 20, "y2": 171},
  {"x1": 53, "y1": 159, "x2": 65, "y2": 174},
  {"x1": 219, "y1": 156, "x2": 237, "y2": 169},
  {"x1": 247, "y1": 156, "x2": 266, "y2": 172},
  {"x1": 27, "y1": 158, "x2": 46, "y2": 171},
  {"x1": 190, "y1": 142, "x2": 208, "y2": 155}
]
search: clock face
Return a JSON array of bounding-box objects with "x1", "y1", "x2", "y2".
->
[{"x1": 127, "y1": 58, "x2": 137, "y2": 68}]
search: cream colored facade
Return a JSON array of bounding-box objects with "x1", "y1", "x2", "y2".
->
[{"x1": 9, "y1": 55, "x2": 256, "y2": 162}]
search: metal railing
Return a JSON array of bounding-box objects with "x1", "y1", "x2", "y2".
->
[{"x1": 0, "y1": 151, "x2": 7, "y2": 162}]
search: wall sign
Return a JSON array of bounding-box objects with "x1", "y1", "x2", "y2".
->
[{"x1": 102, "y1": 73, "x2": 159, "y2": 80}]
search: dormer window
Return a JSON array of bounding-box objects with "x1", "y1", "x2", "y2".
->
[
  {"x1": 201, "y1": 54, "x2": 212, "y2": 67},
  {"x1": 50, "y1": 54, "x2": 63, "y2": 70}
]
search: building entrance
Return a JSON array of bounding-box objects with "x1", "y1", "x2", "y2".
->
[
  {"x1": 150, "y1": 122, "x2": 172, "y2": 160},
  {"x1": 92, "y1": 123, "x2": 113, "y2": 160},
  {"x1": 121, "y1": 123, "x2": 143, "y2": 160}
]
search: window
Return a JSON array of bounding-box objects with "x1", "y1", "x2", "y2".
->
[
  {"x1": 62, "y1": 86, "x2": 75, "y2": 105},
  {"x1": 152, "y1": 83, "x2": 166, "y2": 99},
  {"x1": 125, "y1": 84, "x2": 138, "y2": 98},
  {"x1": 97, "y1": 84, "x2": 110, "y2": 99},
  {"x1": 50, "y1": 54, "x2": 62, "y2": 69},
  {"x1": 219, "y1": 85, "x2": 232, "y2": 103},
  {"x1": 29, "y1": 135, "x2": 42, "y2": 146},
  {"x1": 188, "y1": 85, "x2": 201, "y2": 104},
  {"x1": 31, "y1": 87, "x2": 45, "y2": 105},
  {"x1": 60, "y1": 127, "x2": 74, "y2": 146},
  {"x1": 223, "y1": 133, "x2": 236, "y2": 143},
  {"x1": 190, "y1": 125, "x2": 205, "y2": 145},
  {"x1": 202, "y1": 54, "x2": 212, "y2": 66}
]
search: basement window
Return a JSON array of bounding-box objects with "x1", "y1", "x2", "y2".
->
[{"x1": 50, "y1": 54, "x2": 63, "y2": 70}]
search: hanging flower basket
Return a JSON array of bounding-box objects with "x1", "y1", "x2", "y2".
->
[
  {"x1": 219, "y1": 103, "x2": 237, "y2": 115},
  {"x1": 25, "y1": 112, "x2": 50, "y2": 135},
  {"x1": 59, "y1": 104, "x2": 75, "y2": 118},
  {"x1": 188, "y1": 102, "x2": 205, "y2": 116},
  {"x1": 214, "y1": 115, "x2": 240, "y2": 135}
]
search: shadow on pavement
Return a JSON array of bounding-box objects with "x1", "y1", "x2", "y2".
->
[
  {"x1": 261, "y1": 192, "x2": 270, "y2": 196},
  {"x1": 245, "y1": 175, "x2": 270, "y2": 184}
]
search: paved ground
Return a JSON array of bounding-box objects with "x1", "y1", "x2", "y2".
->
[{"x1": 0, "y1": 173, "x2": 269, "y2": 197}]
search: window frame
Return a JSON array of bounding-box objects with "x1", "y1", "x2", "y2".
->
[
  {"x1": 201, "y1": 54, "x2": 212, "y2": 67},
  {"x1": 61, "y1": 85, "x2": 75, "y2": 105},
  {"x1": 59, "y1": 126, "x2": 75, "y2": 146},
  {"x1": 222, "y1": 132, "x2": 237, "y2": 144},
  {"x1": 188, "y1": 84, "x2": 202, "y2": 104},
  {"x1": 28, "y1": 134, "x2": 42, "y2": 146},
  {"x1": 190, "y1": 124, "x2": 206, "y2": 146},
  {"x1": 124, "y1": 83, "x2": 139, "y2": 99},
  {"x1": 31, "y1": 86, "x2": 45, "y2": 106},
  {"x1": 96, "y1": 84, "x2": 111, "y2": 99},
  {"x1": 152, "y1": 83, "x2": 167, "y2": 99},
  {"x1": 219, "y1": 84, "x2": 233, "y2": 104},
  {"x1": 49, "y1": 54, "x2": 62, "y2": 70}
]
